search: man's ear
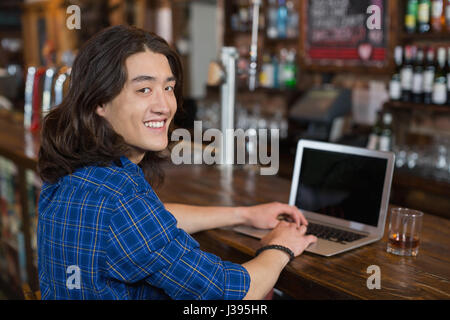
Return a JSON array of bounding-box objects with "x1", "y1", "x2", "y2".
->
[{"x1": 96, "y1": 104, "x2": 106, "y2": 117}]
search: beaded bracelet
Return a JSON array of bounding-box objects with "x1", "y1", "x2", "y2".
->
[{"x1": 255, "y1": 244, "x2": 295, "y2": 262}]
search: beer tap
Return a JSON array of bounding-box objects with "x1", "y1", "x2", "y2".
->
[
  {"x1": 206, "y1": 0, "x2": 261, "y2": 165},
  {"x1": 41, "y1": 67, "x2": 56, "y2": 116},
  {"x1": 208, "y1": 47, "x2": 238, "y2": 166},
  {"x1": 53, "y1": 51, "x2": 75, "y2": 107},
  {"x1": 54, "y1": 66, "x2": 71, "y2": 107},
  {"x1": 30, "y1": 67, "x2": 47, "y2": 132},
  {"x1": 248, "y1": 0, "x2": 261, "y2": 92},
  {"x1": 24, "y1": 66, "x2": 36, "y2": 129}
]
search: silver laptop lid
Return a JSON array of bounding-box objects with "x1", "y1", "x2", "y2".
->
[{"x1": 288, "y1": 139, "x2": 395, "y2": 237}]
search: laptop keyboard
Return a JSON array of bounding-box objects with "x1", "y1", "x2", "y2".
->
[{"x1": 305, "y1": 222, "x2": 367, "y2": 244}]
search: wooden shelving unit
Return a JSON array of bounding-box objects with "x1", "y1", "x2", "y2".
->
[
  {"x1": 379, "y1": 0, "x2": 450, "y2": 219},
  {"x1": 223, "y1": 0, "x2": 301, "y2": 92},
  {"x1": 397, "y1": 0, "x2": 450, "y2": 40},
  {"x1": 384, "y1": 101, "x2": 450, "y2": 114},
  {"x1": 400, "y1": 31, "x2": 450, "y2": 41}
]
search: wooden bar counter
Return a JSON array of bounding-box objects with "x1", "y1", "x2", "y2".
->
[
  {"x1": 157, "y1": 163, "x2": 450, "y2": 300},
  {"x1": 0, "y1": 111, "x2": 449, "y2": 299}
]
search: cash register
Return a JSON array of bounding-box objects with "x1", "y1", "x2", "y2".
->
[{"x1": 288, "y1": 87, "x2": 352, "y2": 142}]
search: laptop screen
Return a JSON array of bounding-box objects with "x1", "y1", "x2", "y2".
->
[{"x1": 295, "y1": 147, "x2": 388, "y2": 227}]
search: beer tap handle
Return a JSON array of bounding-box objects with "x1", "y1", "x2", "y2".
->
[
  {"x1": 248, "y1": 0, "x2": 261, "y2": 91},
  {"x1": 42, "y1": 67, "x2": 56, "y2": 116},
  {"x1": 54, "y1": 67, "x2": 71, "y2": 107},
  {"x1": 24, "y1": 66, "x2": 36, "y2": 129},
  {"x1": 30, "y1": 67, "x2": 46, "y2": 132}
]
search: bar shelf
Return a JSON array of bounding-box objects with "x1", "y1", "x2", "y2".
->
[
  {"x1": 383, "y1": 101, "x2": 450, "y2": 114},
  {"x1": 400, "y1": 31, "x2": 450, "y2": 42}
]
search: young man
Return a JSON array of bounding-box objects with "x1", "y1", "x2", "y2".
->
[{"x1": 37, "y1": 25, "x2": 317, "y2": 300}]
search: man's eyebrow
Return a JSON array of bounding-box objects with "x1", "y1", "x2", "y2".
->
[{"x1": 130, "y1": 75, "x2": 176, "y2": 83}]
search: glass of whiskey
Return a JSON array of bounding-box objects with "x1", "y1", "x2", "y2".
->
[{"x1": 387, "y1": 207, "x2": 423, "y2": 257}]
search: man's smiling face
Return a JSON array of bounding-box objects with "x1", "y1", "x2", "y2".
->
[{"x1": 96, "y1": 48, "x2": 177, "y2": 163}]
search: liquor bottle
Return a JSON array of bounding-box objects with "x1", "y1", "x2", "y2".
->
[
  {"x1": 231, "y1": 4, "x2": 240, "y2": 32},
  {"x1": 267, "y1": 0, "x2": 278, "y2": 38},
  {"x1": 367, "y1": 111, "x2": 383, "y2": 150},
  {"x1": 272, "y1": 54, "x2": 279, "y2": 89},
  {"x1": 412, "y1": 47, "x2": 425, "y2": 103},
  {"x1": 284, "y1": 49, "x2": 297, "y2": 88},
  {"x1": 423, "y1": 47, "x2": 436, "y2": 104},
  {"x1": 278, "y1": 48, "x2": 288, "y2": 88},
  {"x1": 432, "y1": 47, "x2": 447, "y2": 105},
  {"x1": 238, "y1": 0, "x2": 249, "y2": 32},
  {"x1": 389, "y1": 46, "x2": 403, "y2": 101},
  {"x1": 259, "y1": 54, "x2": 275, "y2": 88},
  {"x1": 277, "y1": 0, "x2": 288, "y2": 38},
  {"x1": 405, "y1": 0, "x2": 419, "y2": 33},
  {"x1": 286, "y1": 0, "x2": 299, "y2": 38},
  {"x1": 431, "y1": 0, "x2": 444, "y2": 32},
  {"x1": 446, "y1": 47, "x2": 450, "y2": 105},
  {"x1": 418, "y1": 0, "x2": 431, "y2": 33},
  {"x1": 401, "y1": 46, "x2": 415, "y2": 102},
  {"x1": 379, "y1": 112, "x2": 394, "y2": 152},
  {"x1": 446, "y1": 0, "x2": 450, "y2": 32}
]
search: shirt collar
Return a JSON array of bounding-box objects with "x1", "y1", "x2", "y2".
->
[{"x1": 119, "y1": 155, "x2": 142, "y2": 174}]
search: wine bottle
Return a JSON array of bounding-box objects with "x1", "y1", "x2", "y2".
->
[
  {"x1": 389, "y1": 46, "x2": 403, "y2": 101},
  {"x1": 367, "y1": 111, "x2": 383, "y2": 150},
  {"x1": 272, "y1": 54, "x2": 279, "y2": 89},
  {"x1": 286, "y1": 0, "x2": 298, "y2": 38},
  {"x1": 412, "y1": 47, "x2": 425, "y2": 103},
  {"x1": 278, "y1": 48, "x2": 287, "y2": 88},
  {"x1": 423, "y1": 47, "x2": 436, "y2": 104},
  {"x1": 267, "y1": 0, "x2": 278, "y2": 39},
  {"x1": 418, "y1": 0, "x2": 431, "y2": 33},
  {"x1": 446, "y1": 0, "x2": 450, "y2": 32},
  {"x1": 446, "y1": 47, "x2": 450, "y2": 105},
  {"x1": 238, "y1": 0, "x2": 249, "y2": 32},
  {"x1": 277, "y1": 0, "x2": 288, "y2": 38},
  {"x1": 401, "y1": 46, "x2": 415, "y2": 102},
  {"x1": 379, "y1": 112, "x2": 394, "y2": 152},
  {"x1": 405, "y1": 0, "x2": 419, "y2": 33},
  {"x1": 432, "y1": 47, "x2": 447, "y2": 105}
]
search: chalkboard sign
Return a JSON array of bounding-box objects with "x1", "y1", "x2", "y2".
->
[{"x1": 300, "y1": 0, "x2": 394, "y2": 72}]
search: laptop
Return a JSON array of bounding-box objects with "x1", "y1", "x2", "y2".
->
[{"x1": 234, "y1": 139, "x2": 395, "y2": 257}]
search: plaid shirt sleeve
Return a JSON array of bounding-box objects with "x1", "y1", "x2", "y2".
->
[{"x1": 106, "y1": 191, "x2": 250, "y2": 300}]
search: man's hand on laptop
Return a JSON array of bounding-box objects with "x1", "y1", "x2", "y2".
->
[
  {"x1": 240, "y1": 202, "x2": 308, "y2": 230},
  {"x1": 260, "y1": 220, "x2": 318, "y2": 257}
]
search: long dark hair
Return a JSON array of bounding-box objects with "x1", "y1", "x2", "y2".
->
[{"x1": 37, "y1": 25, "x2": 183, "y2": 187}]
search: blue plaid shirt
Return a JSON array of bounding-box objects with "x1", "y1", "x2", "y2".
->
[{"x1": 37, "y1": 156, "x2": 250, "y2": 300}]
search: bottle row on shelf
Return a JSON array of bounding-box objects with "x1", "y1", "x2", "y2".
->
[
  {"x1": 405, "y1": 0, "x2": 450, "y2": 34},
  {"x1": 237, "y1": 47, "x2": 297, "y2": 90},
  {"x1": 258, "y1": 48, "x2": 297, "y2": 89},
  {"x1": 266, "y1": 0, "x2": 299, "y2": 39},
  {"x1": 230, "y1": 0, "x2": 299, "y2": 39},
  {"x1": 389, "y1": 45, "x2": 450, "y2": 106},
  {"x1": 367, "y1": 111, "x2": 394, "y2": 152}
]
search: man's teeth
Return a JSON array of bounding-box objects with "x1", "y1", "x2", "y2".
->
[{"x1": 144, "y1": 121, "x2": 165, "y2": 128}]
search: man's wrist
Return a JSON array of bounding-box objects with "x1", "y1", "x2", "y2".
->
[
  {"x1": 234, "y1": 206, "x2": 250, "y2": 226},
  {"x1": 255, "y1": 247, "x2": 290, "y2": 267},
  {"x1": 256, "y1": 245, "x2": 294, "y2": 263}
]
